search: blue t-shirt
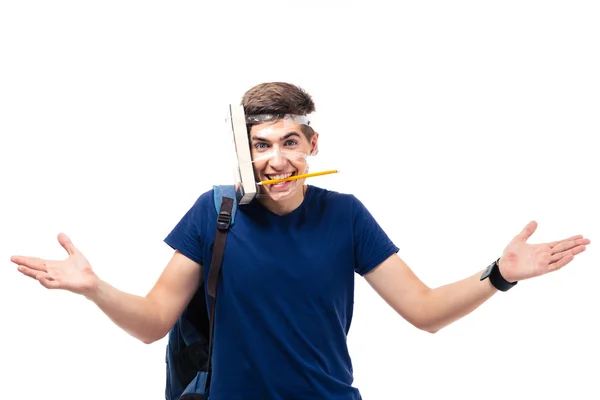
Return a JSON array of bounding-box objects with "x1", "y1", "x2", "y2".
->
[{"x1": 164, "y1": 185, "x2": 399, "y2": 400}]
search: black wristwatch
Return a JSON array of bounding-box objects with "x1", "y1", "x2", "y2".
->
[{"x1": 480, "y1": 258, "x2": 517, "y2": 292}]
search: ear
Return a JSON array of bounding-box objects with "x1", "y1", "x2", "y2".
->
[{"x1": 310, "y1": 132, "x2": 319, "y2": 156}]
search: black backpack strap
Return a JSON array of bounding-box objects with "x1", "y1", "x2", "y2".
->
[{"x1": 204, "y1": 196, "x2": 234, "y2": 397}]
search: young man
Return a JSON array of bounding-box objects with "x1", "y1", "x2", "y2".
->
[{"x1": 11, "y1": 82, "x2": 590, "y2": 399}]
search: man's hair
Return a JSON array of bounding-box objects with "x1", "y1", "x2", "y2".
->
[{"x1": 242, "y1": 82, "x2": 316, "y2": 140}]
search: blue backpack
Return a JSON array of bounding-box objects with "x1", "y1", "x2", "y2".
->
[{"x1": 165, "y1": 185, "x2": 238, "y2": 400}]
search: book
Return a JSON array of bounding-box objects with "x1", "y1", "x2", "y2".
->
[{"x1": 227, "y1": 103, "x2": 257, "y2": 205}]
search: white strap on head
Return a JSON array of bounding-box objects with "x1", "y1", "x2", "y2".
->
[{"x1": 245, "y1": 113, "x2": 312, "y2": 126}]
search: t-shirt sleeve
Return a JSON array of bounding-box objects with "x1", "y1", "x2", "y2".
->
[
  {"x1": 164, "y1": 190, "x2": 212, "y2": 266},
  {"x1": 351, "y1": 195, "x2": 399, "y2": 276}
]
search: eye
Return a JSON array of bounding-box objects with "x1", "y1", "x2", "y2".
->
[
  {"x1": 284, "y1": 139, "x2": 298, "y2": 147},
  {"x1": 254, "y1": 142, "x2": 268, "y2": 150}
]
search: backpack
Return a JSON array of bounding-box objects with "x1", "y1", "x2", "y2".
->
[{"x1": 165, "y1": 185, "x2": 238, "y2": 400}]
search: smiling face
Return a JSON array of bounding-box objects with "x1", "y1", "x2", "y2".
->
[
  {"x1": 240, "y1": 82, "x2": 319, "y2": 214},
  {"x1": 249, "y1": 119, "x2": 318, "y2": 209}
]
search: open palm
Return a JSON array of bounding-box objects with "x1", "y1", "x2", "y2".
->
[
  {"x1": 11, "y1": 233, "x2": 98, "y2": 295},
  {"x1": 498, "y1": 221, "x2": 590, "y2": 283}
]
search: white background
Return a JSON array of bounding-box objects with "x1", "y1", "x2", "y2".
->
[{"x1": 1, "y1": 1, "x2": 599, "y2": 399}]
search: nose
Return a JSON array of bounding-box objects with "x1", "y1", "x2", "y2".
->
[{"x1": 267, "y1": 148, "x2": 288, "y2": 170}]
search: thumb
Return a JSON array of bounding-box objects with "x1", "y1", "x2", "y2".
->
[
  {"x1": 57, "y1": 233, "x2": 78, "y2": 256},
  {"x1": 516, "y1": 221, "x2": 538, "y2": 242}
]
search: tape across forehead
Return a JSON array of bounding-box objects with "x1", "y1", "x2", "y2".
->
[{"x1": 245, "y1": 113, "x2": 312, "y2": 126}]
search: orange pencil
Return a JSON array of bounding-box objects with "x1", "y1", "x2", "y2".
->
[{"x1": 258, "y1": 169, "x2": 339, "y2": 186}]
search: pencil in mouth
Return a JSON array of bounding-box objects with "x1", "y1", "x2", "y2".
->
[{"x1": 258, "y1": 170, "x2": 338, "y2": 186}]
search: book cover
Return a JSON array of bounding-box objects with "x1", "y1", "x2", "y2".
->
[{"x1": 228, "y1": 103, "x2": 257, "y2": 205}]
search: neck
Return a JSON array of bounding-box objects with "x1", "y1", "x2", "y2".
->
[{"x1": 258, "y1": 185, "x2": 307, "y2": 216}]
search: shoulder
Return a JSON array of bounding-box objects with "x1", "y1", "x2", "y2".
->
[
  {"x1": 303, "y1": 186, "x2": 368, "y2": 228},
  {"x1": 173, "y1": 187, "x2": 220, "y2": 229},
  {"x1": 307, "y1": 185, "x2": 357, "y2": 203},
  {"x1": 189, "y1": 188, "x2": 218, "y2": 216},
  {"x1": 306, "y1": 185, "x2": 363, "y2": 212},
  {"x1": 307, "y1": 186, "x2": 387, "y2": 232},
  {"x1": 164, "y1": 187, "x2": 219, "y2": 264}
]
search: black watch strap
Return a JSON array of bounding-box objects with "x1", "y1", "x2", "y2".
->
[{"x1": 480, "y1": 258, "x2": 517, "y2": 292}]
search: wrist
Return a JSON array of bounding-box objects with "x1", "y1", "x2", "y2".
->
[
  {"x1": 83, "y1": 277, "x2": 104, "y2": 302},
  {"x1": 497, "y1": 257, "x2": 517, "y2": 284},
  {"x1": 480, "y1": 258, "x2": 517, "y2": 292}
]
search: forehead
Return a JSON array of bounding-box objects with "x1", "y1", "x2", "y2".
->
[{"x1": 249, "y1": 119, "x2": 304, "y2": 141}]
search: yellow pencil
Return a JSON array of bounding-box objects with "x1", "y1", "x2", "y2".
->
[{"x1": 258, "y1": 169, "x2": 339, "y2": 186}]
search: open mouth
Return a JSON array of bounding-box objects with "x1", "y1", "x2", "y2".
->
[
  {"x1": 264, "y1": 172, "x2": 297, "y2": 187},
  {"x1": 265, "y1": 171, "x2": 296, "y2": 181}
]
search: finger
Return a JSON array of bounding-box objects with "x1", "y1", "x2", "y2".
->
[
  {"x1": 37, "y1": 274, "x2": 61, "y2": 290},
  {"x1": 550, "y1": 245, "x2": 587, "y2": 264},
  {"x1": 17, "y1": 265, "x2": 46, "y2": 280},
  {"x1": 57, "y1": 233, "x2": 77, "y2": 256},
  {"x1": 547, "y1": 235, "x2": 583, "y2": 248},
  {"x1": 551, "y1": 238, "x2": 591, "y2": 255},
  {"x1": 516, "y1": 221, "x2": 538, "y2": 242},
  {"x1": 10, "y1": 256, "x2": 49, "y2": 272},
  {"x1": 549, "y1": 253, "x2": 575, "y2": 272}
]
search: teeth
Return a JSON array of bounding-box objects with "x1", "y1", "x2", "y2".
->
[{"x1": 268, "y1": 172, "x2": 292, "y2": 180}]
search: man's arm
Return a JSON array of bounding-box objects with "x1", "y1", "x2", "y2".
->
[
  {"x1": 12, "y1": 232, "x2": 203, "y2": 344},
  {"x1": 364, "y1": 222, "x2": 589, "y2": 334},
  {"x1": 364, "y1": 254, "x2": 496, "y2": 334},
  {"x1": 86, "y1": 250, "x2": 202, "y2": 344}
]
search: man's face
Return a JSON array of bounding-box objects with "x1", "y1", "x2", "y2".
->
[{"x1": 249, "y1": 119, "x2": 318, "y2": 201}]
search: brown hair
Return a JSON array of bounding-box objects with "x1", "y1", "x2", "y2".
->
[{"x1": 242, "y1": 82, "x2": 316, "y2": 140}]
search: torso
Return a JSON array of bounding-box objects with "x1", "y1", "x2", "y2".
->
[
  {"x1": 167, "y1": 185, "x2": 399, "y2": 399},
  {"x1": 204, "y1": 186, "x2": 360, "y2": 399}
]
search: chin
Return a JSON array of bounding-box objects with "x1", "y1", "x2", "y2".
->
[{"x1": 262, "y1": 179, "x2": 303, "y2": 202}]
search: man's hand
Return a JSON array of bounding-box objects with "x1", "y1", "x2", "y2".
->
[
  {"x1": 11, "y1": 233, "x2": 99, "y2": 296},
  {"x1": 498, "y1": 221, "x2": 590, "y2": 283}
]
